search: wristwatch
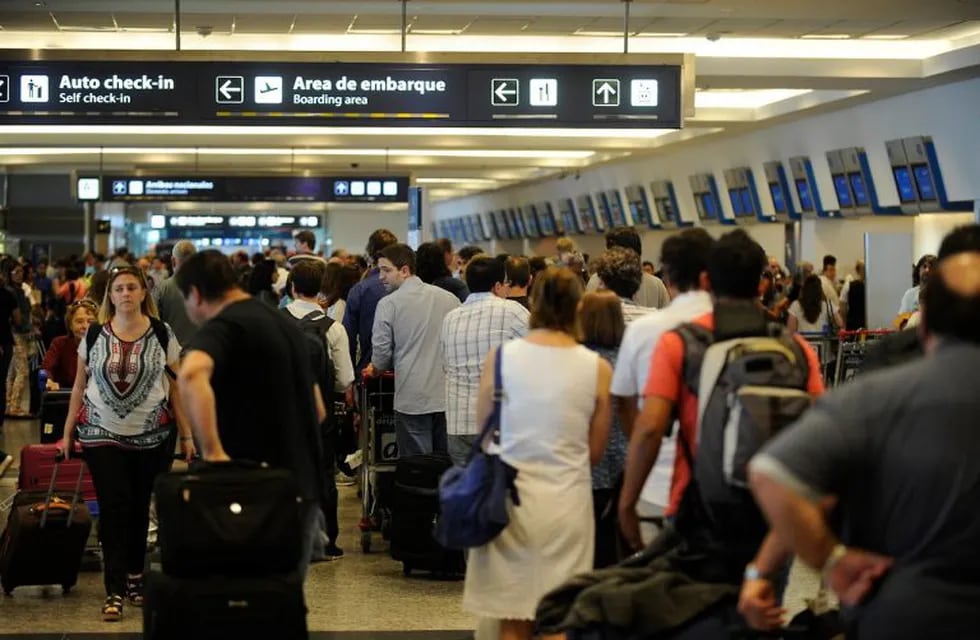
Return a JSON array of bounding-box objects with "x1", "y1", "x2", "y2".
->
[{"x1": 822, "y1": 543, "x2": 848, "y2": 578}]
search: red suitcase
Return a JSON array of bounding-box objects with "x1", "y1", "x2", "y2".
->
[{"x1": 18, "y1": 443, "x2": 97, "y2": 503}]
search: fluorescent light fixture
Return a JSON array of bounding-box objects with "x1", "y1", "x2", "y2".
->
[
  {"x1": 636, "y1": 32, "x2": 689, "y2": 38},
  {"x1": 573, "y1": 30, "x2": 638, "y2": 37},
  {"x1": 0, "y1": 146, "x2": 595, "y2": 160},
  {"x1": 801, "y1": 34, "x2": 853, "y2": 40},
  {"x1": 345, "y1": 28, "x2": 402, "y2": 35},
  {"x1": 409, "y1": 29, "x2": 464, "y2": 35},
  {"x1": 0, "y1": 124, "x2": 673, "y2": 140},
  {"x1": 694, "y1": 89, "x2": 811, "y2": 109},
  {"x1": 863, "y1": 34, "x2": 910, "y2": 40},
  {"x1": 415, "y1": 177, "x2": 500, "y2": 184}
]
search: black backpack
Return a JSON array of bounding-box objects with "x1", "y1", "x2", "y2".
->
[{"x1": 283, "y1": 308, "x2": 336, "y2": 426}]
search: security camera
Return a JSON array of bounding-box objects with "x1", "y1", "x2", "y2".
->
[
  {"x1": 706, "y1": 32, "x2": 722, "y2": 42},
  {"x1": 350, "y1": 163, "x2": 360, "y2": 169},
  {"x1": 196, "y1": 25, "x2": 214, "y2": 37}
]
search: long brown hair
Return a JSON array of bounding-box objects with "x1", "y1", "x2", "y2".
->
[
  {"x1": 99, "y1": 266, "x2": 159, "y2": 323},
  {"x1": 529, "y1": 266, "x2": 582, "y2": 336},
  {"x1": 800, "y1": 274, "x2": 824, "y2": 324},
  {"x1": 578, "y1": 291, "x2": 625, "y2": 348}
]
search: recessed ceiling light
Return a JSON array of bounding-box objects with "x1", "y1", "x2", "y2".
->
[
  {"x1": 864, "y1": 34, "x2": 910, "y2": 40},
  {"x1": 801, "y1": 34, "x2": 852, "y2": 40},
  {"x1": 638, "y1": 32, "x2": 689, "y2": 38}
]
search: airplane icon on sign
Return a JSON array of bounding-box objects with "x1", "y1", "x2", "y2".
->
[{"x1": 254, "y1": 76, "x2": 283, "y2": 104}]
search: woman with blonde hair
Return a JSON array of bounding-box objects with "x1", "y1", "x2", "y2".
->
[
  {"x1": 462, "y1": 267, "x2": 612, "y2": 640},
  {"x1": 57, "y1": 265, "x2": 194, "y2": 622}
]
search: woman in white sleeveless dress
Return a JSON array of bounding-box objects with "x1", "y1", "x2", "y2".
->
[{"x1": 463, "y1": 267, "x2": 613, "y2": 640}]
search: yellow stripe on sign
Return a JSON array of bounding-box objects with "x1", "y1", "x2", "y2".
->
[{"x1": 213, "y1": 111, "x2": 451, "y2": 119}]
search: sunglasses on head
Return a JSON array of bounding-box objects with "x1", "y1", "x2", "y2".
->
[
  {"x1": 68, "y1": 299, "x2": 99, "y2": 312},
  {"x1": 109, "y1": 266, "x2": 146, "y2": 282}
]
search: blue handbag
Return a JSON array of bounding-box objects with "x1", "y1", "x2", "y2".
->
[{"x1": 435, "y1": 346, "x2": 520, "y2": 550}]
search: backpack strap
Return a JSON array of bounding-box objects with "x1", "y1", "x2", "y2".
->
[
  {"x1": 149, "y1": 317, "x2": 176, "y2": 380},
  {"x1": 85, "y1": 322, "x2": 102, "y2": 360}
]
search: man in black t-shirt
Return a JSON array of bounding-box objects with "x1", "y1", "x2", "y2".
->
[{"x1": 175, "y1": 250, "x2": 327, "y2": 578}]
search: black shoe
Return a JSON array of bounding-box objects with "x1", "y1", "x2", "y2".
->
[{"x1": 324, "y1": 543, "x2": 344, "y2": 560}]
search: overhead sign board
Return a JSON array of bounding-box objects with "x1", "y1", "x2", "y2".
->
[
  {"x1": 79, "y1": 175, "x2": 410, "y2": 203},
  {"x1": 0, "y1": 61, "x2": 681, "y2": 128}
]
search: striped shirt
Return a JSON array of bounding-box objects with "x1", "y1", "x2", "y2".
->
[{"x1": 441, "y1": 293, "x2": 530, "y2": 436}]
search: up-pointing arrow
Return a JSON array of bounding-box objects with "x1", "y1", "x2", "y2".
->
[
  {"x1": 596, "y1": 82, "x2": 617, "y2": 104},
  {"x1": 219, "y1": 79, "x2": 242, "y2": 100},
  {"x1": 494, "y1": 82, "x2": 517, "y2": 102}
]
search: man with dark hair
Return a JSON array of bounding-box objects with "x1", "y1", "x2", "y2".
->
[
  {"x1": 587, "y1": 226, "x2": 669, "y2": 309},
  {"x1": 611, "y1": 228, "x2": 714, "y2": 531},
  {"x1": 618, "y1": 229, "x2": 824, "y2": 625},
  {"x1": 287, "y1": 230, "x2": 325, "y2": 269},
  {"x1": 457, "y1": 245, "x2": 484, "y2": 275},
  {"x1": 363, "y1": 243, "x2": 460, "y2": 457},
  {"x1": 593, "y1": 247, "x2": 649, "y2": 323},
  {"x1": 820, "y1": 254, "x2": 840, "y2": 308},
  {"x1": 504, "y1": 256, "x2": 532, "y2": 309},
  {"x1": 748, "y1": 251, "x2": 980, "y2": 639},
  {"x1": 175, "y1": 250, "x2": 328, "y2": 578},
  {"x1": 441, "y1": 257, "x2": 529, "y2": 465},
  {"x1": 284, "y1": 259, "x2": 355, "y2": 561},
  {"x1": 343, "y1": 228, "x2": 398, "y2": 376}
]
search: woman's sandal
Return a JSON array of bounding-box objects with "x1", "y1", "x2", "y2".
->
[
  {"x1": 102, "y1": 595, "x2": 124, "y2": 622},
  {"x1": 125, "y1": 575, "x2": 144, "y2": 607}
]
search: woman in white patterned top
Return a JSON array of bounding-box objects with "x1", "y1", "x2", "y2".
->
[{"x1": 58, "y1": 265, "x2": 194, "y2": 623}]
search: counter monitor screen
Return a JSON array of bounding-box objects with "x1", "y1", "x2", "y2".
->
[
  {"x1": 740, "y1": 188, "x2": 755, "y2": 217},
  {"x1": 892, "y1": 167, "x2": 918, "y2": 203},
  {"x1": 769, "y1": 183, "x2": 787, "y2": 214},
  {"x1": 729, "y1": 190, "x2": 744, "y2": 216},
  {"x1": 699, "y1": 193, "x2": 718, "y2": 220},
  {"x1": 795, "y1": 178, "x2": 814, "y2": 212},
  {"x1": 848, "y1": 173, "x2": 870, "y2": 207},
  {"x1": 655, "y1": 197, "x2": 676, "y2": 224},
  {"x1": 912, "y1": 165, "x2": 937, "y2": 201},
  {"x1": 833, "y1": 175, "x2": 854, "y2": 208}
]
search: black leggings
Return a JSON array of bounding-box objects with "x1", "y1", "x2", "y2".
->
[{"x1": 84, "y1": 441, "x2": 173, "y2": 597}]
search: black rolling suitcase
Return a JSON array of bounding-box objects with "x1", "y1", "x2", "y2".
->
[
  {"x1": 0, "y1": 454, "x2": 92, "y2": 595},
  {"x1": 39, "y1": 389, "x2": 72, "y2": 444},
  {"x1": 390, "y1": 453, "x2": 464, "y2": 577},
  {"x1": 143, "y1": 570, "x2": 308, "y2": 640},
  {"x1": 153, "y1": 461, "x2": 304, "y2": 578}
]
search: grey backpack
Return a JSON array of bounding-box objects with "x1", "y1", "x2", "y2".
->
[{"x1": 676, "y1": 302, "x2": 811, "y2": 508}]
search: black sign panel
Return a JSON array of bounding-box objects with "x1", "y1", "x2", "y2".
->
[
  {"x1": 0, "y1": 61, "x2": 681, "y2": 128},
  {"x1": 83, "y1": 175, "x2": 409, "y2": 203}
]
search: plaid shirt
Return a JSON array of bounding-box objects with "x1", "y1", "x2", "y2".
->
[{"x1": 441, "y1": 293, "x2": 529, "y2": 436}]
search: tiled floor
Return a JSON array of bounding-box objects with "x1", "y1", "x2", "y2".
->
[{"x1": 0, "y1": 416, "x2": 827, "y2": 637}]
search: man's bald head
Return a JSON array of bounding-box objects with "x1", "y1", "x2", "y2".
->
[{"x1": 923, "y1": 252, "x2": 980, "y2": 345}]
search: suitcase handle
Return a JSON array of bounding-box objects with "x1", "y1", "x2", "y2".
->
[{"x1": 41, "y1": 451, "x2": 86, "y2": 529}]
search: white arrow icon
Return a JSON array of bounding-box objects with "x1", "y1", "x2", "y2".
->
[
  {"x1": 495, "y1": 84, "x2": 516, "y2": 102},
  {"x1": 596, "y1": 82, "x2": 617, "y2": 104},
  {"x1": 491, "y1": 78, "x2": 519, "y2": 106},
  {"x1": 219, "y1": 79, "x2": 241, "y2": 100}
]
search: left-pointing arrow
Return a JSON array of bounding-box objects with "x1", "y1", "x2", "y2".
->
[{"x1": 219, "y1": 79, "x2": 242, "y2": 100}]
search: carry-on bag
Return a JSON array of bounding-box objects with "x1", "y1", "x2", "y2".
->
[
  {"x1": 18, "y1": 442, "x2": 97, "y2": 503},
  {"x1": 0, "y1": 452, "x2": 93, "y2": 595},
  {"x1": 154, "y1": 460, "x2": 303, "y2": 578},
  {"x1": 143, "y1": 569, "x2": 308, "y2": 640},
  {"x1": 38, "y1": 389, "x2": 72, "y2": 444},
  {"x1": 390, "y1": 452, "x2": 464, "y2": 577}
]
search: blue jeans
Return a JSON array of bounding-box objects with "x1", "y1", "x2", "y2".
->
[
  {"x1": 394, "y1": 411, "x2": 447, "y2": 459},
  {"x1": 447, "y1": 433, "x2": 479, "y2": 467}
]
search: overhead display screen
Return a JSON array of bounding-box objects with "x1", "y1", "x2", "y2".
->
[
  {"x1": 80, "y1": 175, "x2": 409, "y2": 202},
  {"x1": 0, "y1": 61, "x2": 682, "y2": 128}
]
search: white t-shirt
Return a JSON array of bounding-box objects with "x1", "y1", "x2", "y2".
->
[
  {"x1": 77, "y1": 321, "x2": 182, "y2": 449},
  {"x1": 789, "y1": 300, "x2": 837, "y2": 334},
  {"x1": 898, "y1": 286, "x2": 920, "y2": 315}
]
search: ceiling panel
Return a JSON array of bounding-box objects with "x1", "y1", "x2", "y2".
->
[
  {"x1": 409, "y1": 14, "x2": 474, "y2": 32},
  {"x1": 463, "y1": 17, "x2": 535, "y2": 35},
  {"x1": 234, "y1": 13, "x2": 296, "y2": 34},
  {"x1": 51, "y1": 11, "x2": 117, "y2": 29},
  {"x1": 518, "y1": 17, "x2": 594, "y2": 34},
  {"x1": 688, "y1": 18, "x2": 782, "y2": 36},
  {"x1": 0, "y1": 10, "x2": 57, "y2": 30},
  {"x1": 750, "y1": 19, "x2": 841, "y2": 37},
  {"x1": 874, "y1": 19, "x2": 968, "y2": 37},
  {"x1": 177, "y1": 12, "x2": 235, "y2": 33},
  {"x1": 291, "y1": 14, "x2": 353, "y2": 33},
  {"x1": 637, "y1": 18, "x2": 716, "y2": 35},
  {"x1": 578, "y1": 17, "x2": 654, "y2": 34},
  {"x1": 348, "y1": 14, "x2": 404, "y2": 31},
  {"x1": 113, "y1": 12, "x2": 173, "y2": 30}
]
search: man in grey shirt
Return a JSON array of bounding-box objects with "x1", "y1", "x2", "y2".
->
[
  {"x1": 363, "y1": 243, "x2": 460, "y2": 458},
  {"x1": 153, "y1": 240, "x2": 198, "y2": 346},
  {"x1": 748, "y1": 252, "x2": 980, "y2": 640},
  {"x1": 586, "y1": 226, "x2": 669, "y2": 309}
]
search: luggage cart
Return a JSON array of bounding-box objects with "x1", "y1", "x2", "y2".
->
[
  {"x1": 357, "y1": 373, "x2": 398, "y2": 553},
  {"x1": 798, "y1": 333, "x2": 839, "y2": 388},
  {"x1": 834, "y1": 330, "x2": 893, "y2": 385}
]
